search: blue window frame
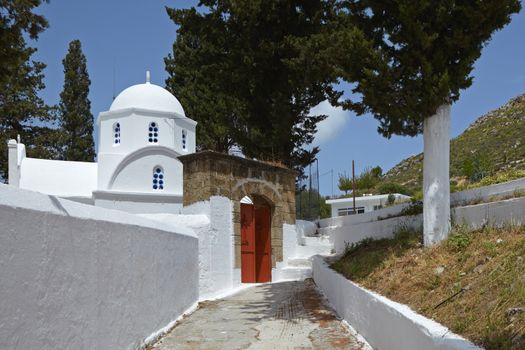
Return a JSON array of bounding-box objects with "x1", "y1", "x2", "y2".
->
[
  {"x1": 113, "y1": 122, "x2": 121, "y2": 145},
  {"x1": 182, "y1": 129, "x2": 187, "y2": 150},
  {"x1": 149, "y1": 122, "x2": 159, "y2": 143},
  {"x1": 153, "y1": 166, "x2": 164, "y2": 190}
]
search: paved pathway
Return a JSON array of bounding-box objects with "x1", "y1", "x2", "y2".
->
[{"x1": 151, "y1": 279, "x2": 368, "y2": 350}]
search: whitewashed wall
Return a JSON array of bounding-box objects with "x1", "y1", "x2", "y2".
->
[
  {"x1": 330, "y1": 215, "x2": 423, "y2": 254},
  {"x1": 182, "y1": 196, "x2": 238, "y2": 300},
  {"x1": 0, "y1": 185, "x2": 199, "y2": 350},
  {"x1": 323, "y1": 177, "x2": 525, "y2": 254},
  {"x1": 312, "y1": 257, "x2": 481, "y2": 350},
  {"x1": 452, "y1": 196, "x2": 525, "y2": 229},
  {"x1": 450, "y1": 177, "x2": 525, "y2": 206}
]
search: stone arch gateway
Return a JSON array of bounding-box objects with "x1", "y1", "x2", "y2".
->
[{"x1": 179, "y1": 151, "x2": 297, "y2": 274}]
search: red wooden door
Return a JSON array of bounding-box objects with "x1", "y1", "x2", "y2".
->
[
  {"x1": 241, "y1": 203, "x2": 256, "y2": 283},
  {"x1": 255, "y1": 206, "x2": 272, "y2": 283}
]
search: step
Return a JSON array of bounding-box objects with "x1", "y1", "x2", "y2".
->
[
  {"x1": 303, "y1": 236, "x2": 332, "y2": 246},
  {"x1": 293, "y1": 244, "x2": 333, "y2": 257},
  {"x1": 287, "y1": 258, "x2": 312, "y2": 267},
  {"x1": 275, "y1": 267, "x2": 312, "y2": 281}
]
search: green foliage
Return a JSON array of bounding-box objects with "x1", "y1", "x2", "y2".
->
[
  {"x1": 0, "y1": 0, "x2": 57, "y2": 181},
  {"x1": 399, "y1": 201, "x2": 423, "y2": 216},
  {"x1": 447, "y1": 226, "x2": 472, "y2": 251},
  {"x1": 461, "y1": 153, "x2": 490, "y2": 182},
  {"x1": 383, "y1": 95, "x2": 525, "y2": 192},
  {"x1": 320, "y1": 197, "x2": 331, "y2": 219},
  {"x1": 337, "y1": 172, "x2": 353, "y2": 194},
  {"x1": 356, "y1": 166, "x2": 382, "y2": 192},
  {"x1": 469, "y1": 169, "x2": 525, "y2": 190},
  {"x1": 335, "y1": 0, "x2": 521, "y2": 137},
  {"x1": 58, "y1": 40, "x2": 94, "y2": 161},
  {"x1": 376, "y1": 182, "x2": 410, "y2": 196},
  {"x1": 370, "y1": 166, "x2": 382, "y2": 179},
  {"x1": 296, "y1": 188, "x2": 324, "y2": 220},
  {"x1": 412, "y1": 190, "x2": 423, "y2": 201},
  {"x1": 165, "y1": 0, "x2": 341, "y2": 173}
]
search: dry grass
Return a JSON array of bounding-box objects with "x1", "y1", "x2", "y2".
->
[{"x1": 331, "y1": 225, "x2": 525, "y2": 349}]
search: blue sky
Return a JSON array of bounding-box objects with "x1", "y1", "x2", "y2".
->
[{"x1": 32, "y1": 1, "x2": 525, "y2": 196}]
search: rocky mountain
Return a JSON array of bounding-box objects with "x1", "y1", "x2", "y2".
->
[{"x1": 383, "y1": 93, "x2": 525, "y2": 192}]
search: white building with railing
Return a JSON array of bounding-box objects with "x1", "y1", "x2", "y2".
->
[{"x1": 326, "y1": 193, "x2": 411, "y2": 217}]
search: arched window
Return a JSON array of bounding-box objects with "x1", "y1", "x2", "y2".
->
[
  {"x1": 149, "y1": 122, "x2": 159, "y2": 143},
  {"x1": 113, "y1": 122, "x2": 121, "y2": 145},
  {"x1": 152, "y1": 166, "x2": 164, "y2": 190},
  {"x1": 182, "y1": 129, "x2": 187, "y2": 150}
]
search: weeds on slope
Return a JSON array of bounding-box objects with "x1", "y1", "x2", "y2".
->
[{"x1": 331, "y1": 225, "x2": 525, "y2": 349}]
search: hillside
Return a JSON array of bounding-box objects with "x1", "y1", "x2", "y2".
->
[
  {"x1": 383, "y1": 94, "x2": 525, "y2": 192},
  {"x1": 331, "y1": 225, "x2": 525, "y2": 349}
]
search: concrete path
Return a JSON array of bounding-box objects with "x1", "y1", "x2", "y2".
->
[{"x1": 151, "y1": 279, "x2": 369, "y2": 350}]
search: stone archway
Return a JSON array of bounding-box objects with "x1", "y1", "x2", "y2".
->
[{"x1": 179, "y1": 151, "x2": 297, "y2": 271}]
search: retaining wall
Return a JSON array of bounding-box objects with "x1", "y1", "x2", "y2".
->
[
  {"x1": 312, "y1": 256, "x2": 481, "y2": 350},
  {"x1": 320, "y1": 177, "x2": 525, "y2": 232},
  {"x1": 450, "y1": 177, "x2": 525, "y2": 206},
  {"x1": 0, "y1": 185, "x2": 199, "y2": 350},
  {"x1": 326, "y1": 178, "x2": 525, "y2": 254},
  {"x1": 452, "y1": 196, "x2": 525, "y2": 229},
  {"x1": 330, "y1": 215, "x2": 422, "y2": 254}
]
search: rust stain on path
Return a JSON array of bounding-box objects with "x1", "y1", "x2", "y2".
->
[{"x1": 152, "y1": 280, "x2": 370, "y2": 350}]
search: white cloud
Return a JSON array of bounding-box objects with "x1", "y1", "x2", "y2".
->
[{"x1": 311, "y1": 100, "x2": 349, "y2": 146}]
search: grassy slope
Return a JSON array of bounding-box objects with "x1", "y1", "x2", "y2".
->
[
  {"x1": 331, "y1": 226, "x2": 525, "y2": 349},
  {"x1": 383, "y1": 94, "x2": 525, "y2": 192}
]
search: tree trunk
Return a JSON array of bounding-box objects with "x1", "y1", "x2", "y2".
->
[{"x1": 423, "y1": 103, "x2": 451, "y2": 246}]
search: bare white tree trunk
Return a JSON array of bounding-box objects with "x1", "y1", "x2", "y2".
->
[{"x1": 423, "y1": 104, "x2": 451, "y2": 246}]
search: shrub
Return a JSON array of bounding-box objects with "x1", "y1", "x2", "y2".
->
[
  {"x1": 461, "y1": 153, "x2": 491, "y2": 182},
  {"x1": 399, "y1": 201, "x2": 423, "y2": 216},
  {"x1": 470, "y1": 169, "x2": 525, "y2": 189},
  {"x1": 447, "y1": 226, "x2": 472, "y2": 251},
  {"x1": 376, "y1": 181, "x2": 411, "y2": 195}
]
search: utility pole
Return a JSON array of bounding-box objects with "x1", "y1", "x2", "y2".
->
[
  {"x1": 331, "y1": 169, "x2": 334, "y2": 199},
  {"x1": 352, "y1": 160, "x2": 356, "y2": 214},
  {"x1": 316, "y1": 159, "x2": 320, "y2": 220}
]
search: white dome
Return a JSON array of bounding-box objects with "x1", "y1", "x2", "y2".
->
[{"x1": 110, "y1": 82, "x2": 185, "y2": 116}]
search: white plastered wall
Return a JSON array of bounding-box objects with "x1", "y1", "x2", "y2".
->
[
  {"x1": 0, "y1": 184, "x2": 199, "y2": 350},
  {"x1": 19, "y1": 157, "x2": 97, "y2": 198},
  {"x1": 110, "y1": 153, "x2": 182, "y2": 194},
  {"x1": 183, "y1": 196, "x2": 239, "y2": 299},
  {"x1": 312, "y1": 257, "x2": 481, "y2": 350},
  {"x1": 97, "y1": 109, "x2": 196, "y2": 192}
]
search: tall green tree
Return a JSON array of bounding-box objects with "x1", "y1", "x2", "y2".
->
[
  {"x1": 337, "y1": 172, "x2": 353, "y2": 195},
  {"x1": 165, "y1": 0, "x2": 341, "y2": 172},
  {"x1": 0, "y1": 0, "x2": 57, "y2": 181},
  {"x1": 58, "y1": 40, "x2": 94, "y2": 161},
  {"x1": 356, "y1": 166, "x2": 381, "y2": 193},
  {"x1": 335, "y1": 0, "x2": 521, "y2": 244}
]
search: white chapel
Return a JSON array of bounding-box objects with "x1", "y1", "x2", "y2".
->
[{"x1": 7, "y1": 72, "x2": 197, "y2": 214}]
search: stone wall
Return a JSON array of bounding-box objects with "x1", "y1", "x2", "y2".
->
[{"x1": 180, "y1": 151, "x2": 297, "y2": 268}]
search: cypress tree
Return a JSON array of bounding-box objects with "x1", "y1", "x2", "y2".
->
[
  {"x1": 58, "y1": 39, "x2": 95, "y2": 161},
  {"x1": 0, "y1": 0, "x2": 57, "y2": 181},
  {"x1": 165, "y1": 0, "x2": 341, "y2": 173},
  {"x1": 335, "y1": 0, "x2": 521, "y2": 243}
]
